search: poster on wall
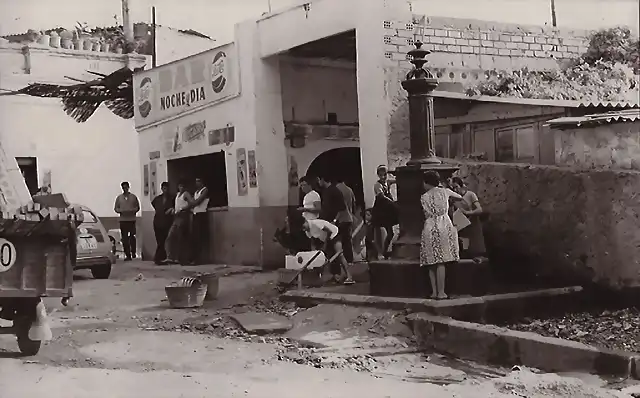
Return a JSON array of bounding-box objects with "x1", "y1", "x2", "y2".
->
[
  {"x1": 247, "y1": 150, "x2": 257, "y2": 188},
  {"x1": 149, "y1": 161, "x2": 158, "y2": 198},
  {"x1": 236, "y1": 148, "x2": 248, "y2": 197},
  {"x1": 163, "y1": 124, "x2": 182, "y2": 158},
  {"x1": 143, "y1": 164, "x2": 150, "y2": 196}
]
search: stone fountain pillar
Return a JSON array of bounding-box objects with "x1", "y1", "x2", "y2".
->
[
  {"x1": 368, "y1": 43, "x2": 463, "y2": 298},
  {"x1": 393, "y1": 42, "x2": 459, "y2": 259}
]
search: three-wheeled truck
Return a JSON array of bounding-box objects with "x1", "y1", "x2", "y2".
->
[{"x1": 0, "y1": 199, "x2": 81, "y2": 355}]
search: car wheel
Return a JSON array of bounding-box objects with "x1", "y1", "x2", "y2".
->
[{"x1": 91, "y1": 264, "x2": 112, "y2": 279}]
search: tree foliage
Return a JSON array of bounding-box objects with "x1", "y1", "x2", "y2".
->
[{"x1": 466, "y1": 27, "x2": 640, "y2": 102}]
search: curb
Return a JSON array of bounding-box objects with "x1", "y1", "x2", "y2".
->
[
  {"x1": 280, "y1": 286, "x2": 584, "y2": 323},
  {"x1": 407, "y1": 312, "x2": 640, "y2": 379}
]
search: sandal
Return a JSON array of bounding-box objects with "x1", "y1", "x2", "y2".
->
[{"x1": 343, "y1": 278, "x2": 355, "y2": 285}]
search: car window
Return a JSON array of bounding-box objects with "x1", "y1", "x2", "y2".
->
[{"x1": 82, "y1": 210, "x2": 98, "y2": 223}]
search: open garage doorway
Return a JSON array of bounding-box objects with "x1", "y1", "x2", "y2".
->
[{"x1": 306, "y1": 147, "x2": 364, "y2": 211}]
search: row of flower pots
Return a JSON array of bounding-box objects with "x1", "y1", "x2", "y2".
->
[{"x1": 33, "y1": 31, "x2": 124, "y2": 53}]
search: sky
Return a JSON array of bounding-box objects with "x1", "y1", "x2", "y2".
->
[{"x1": 1, "y1": 0, "x2": 638, "y2": 42}]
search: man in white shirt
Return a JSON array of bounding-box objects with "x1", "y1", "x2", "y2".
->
[
  {"x1": 302, "y1": 218, "x2": 354, "y2": 285},
  {"x1": 297, "y1": 175, "x2": 320, "y2": 221}
]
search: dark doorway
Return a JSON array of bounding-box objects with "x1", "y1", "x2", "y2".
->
[
  {"x1": 167, "y1": 151, "x2": 228, "y2": 208},
  {"x1": 16, "y1": 157, "x2": 38, "y2": 195},
  {"x1": 306, "y1": 147, "x2": 364, "y2": 210}
]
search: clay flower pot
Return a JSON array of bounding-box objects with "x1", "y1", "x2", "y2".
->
[
  {"x1": 59, "y1": 30, "x2": 73, "y2": 49},
  {"x1": 37, "y1": 33, "x2": 50, "y2": 45},
  {"x1": 49, "y1": 32, "x2": 61, "y2": 48},
  {"x1": 83, "y1": 39, "x2": 92, "y2": 51},
  {"x1": 101, "y1": 42, "x2": 110, "y2": 52}
]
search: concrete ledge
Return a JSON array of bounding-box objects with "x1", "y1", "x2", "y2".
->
[
  {"x1": 280, "y1": 286, "x2": 584, "y2": 323},
  {"x1": 408, "y1": 313, "x2": 639, "y2": 379}
]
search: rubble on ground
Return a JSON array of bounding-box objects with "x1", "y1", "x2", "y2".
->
[{"x1": 509, "y1": 308, "x2": 640, "y2": 353}]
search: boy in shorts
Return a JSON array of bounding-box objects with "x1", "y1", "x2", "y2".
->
[{"x1": 302, "y1": 218, "x2": 355, "y2": 285}]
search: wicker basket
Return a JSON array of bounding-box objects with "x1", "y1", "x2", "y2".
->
[{"x1": 165, "y1": 281, "x2": 208, "y2": 309}]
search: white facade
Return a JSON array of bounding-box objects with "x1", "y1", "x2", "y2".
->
[{"x1": 0, "y1": 39, "x2": 147, "y2": 219}]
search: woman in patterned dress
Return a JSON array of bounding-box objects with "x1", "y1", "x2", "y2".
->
[{"x1": 420, "y1": 171, "x2": 463, "y2": 299}]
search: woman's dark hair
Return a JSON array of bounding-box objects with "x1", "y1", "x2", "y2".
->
[
  {"x1": 451, "y1": 177, "x2": 465, "y2": 187},
  {"x1": 161, "y1": 182, "x2": 169, "y2": 188},
  {"x1": 423, "y1": 171, "x2": 441, "y2": 187}
]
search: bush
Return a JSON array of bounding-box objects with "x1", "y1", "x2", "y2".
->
[{"x1": 466, "y1": 27, "x2": 640, "y2": 102}]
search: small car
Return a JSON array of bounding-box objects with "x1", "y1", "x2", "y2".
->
[{"x1": 73, "y1": 204, "x2": 116, "y2": 279}]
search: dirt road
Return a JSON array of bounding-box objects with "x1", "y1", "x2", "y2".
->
[{"x1": 0, "y1": 261, "x2": 634, "y2": 398}]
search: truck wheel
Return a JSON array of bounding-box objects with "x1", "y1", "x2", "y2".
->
[
  {"x1": 15, "y1": 320, "x2": 41, "y2": 356},
  {"x1": 91, "y1": 264, "x2": 112, "y2": 279},
  {"x1": 17, "y1": 334, "x2": 41, "y2": 356}
]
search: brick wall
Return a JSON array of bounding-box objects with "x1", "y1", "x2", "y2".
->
[{"x1": 383, "y1": 15, "x2": 590, "y2": 75}]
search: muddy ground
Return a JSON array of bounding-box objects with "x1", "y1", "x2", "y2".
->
[{"x1": 0, "y1": 261, "x2": 637, "y2": 397}]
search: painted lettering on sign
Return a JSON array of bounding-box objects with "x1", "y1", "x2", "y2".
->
[{"x1": 160, "y1": 87, "x2": 206, "y2": 111}]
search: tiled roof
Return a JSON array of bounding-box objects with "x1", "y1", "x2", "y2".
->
[
  {"x1": 431, "y1": 90, "x2": 640, "y2": 110},
  {"x1": 546, "y1": 109, "x2": 640, "y2": 128}
]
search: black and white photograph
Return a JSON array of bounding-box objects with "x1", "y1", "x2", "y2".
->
[{"x1": 0, "y1": 0, "x2": 639, "y2": 396}]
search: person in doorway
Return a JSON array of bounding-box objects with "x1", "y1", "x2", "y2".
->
[
  {"x1": 317, "y1": 173, "x2": 348, "y2": 283},
  {"x1": 371, "y1": 165, "x2": 398, "y2": 260},
  {"x1": 301, "y1": 216, "x2": 354, "y2": 285},
  {"x1": 114, "y1": 181, "x2": 140, "y2": 261},
  {"x1": 420, "y1": 171, "x2": 463, "y2": 300},
  {"x1": 335, "y1": 177, "x2": 356, "y2": 266},
  {"x1": 165, "y1": 180, "x2": 194, "y2": 265},
  {"x1": 190, "y1": 177, "x2": 210, "y2": 265},
  {"x1": 297, "y1": 175, "x2": 321, "y2": 221},
  {"x1": 450, "y1": 177, "x2": 487, "y2": 261},
  {"x1": 151, "y1": 182, "x2": 175, "y2": 265}
]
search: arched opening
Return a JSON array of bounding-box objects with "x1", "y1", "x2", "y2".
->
[{"x1": 306, "y1": 147, "x2": 365, "y2": 211}]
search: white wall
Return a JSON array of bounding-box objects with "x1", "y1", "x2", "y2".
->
[
  {"x1": 279, "y1": 58, "x2": 358, "y2": 124},
  {"x1": 0, "y1": 42, "x2": 146, "y2": 217},
  {"x1": 155, "y1": 26, "x2": 217, "y2": 66},
  {"x1": 0, "y1": 96, "x2": 141, "y2": 216}
]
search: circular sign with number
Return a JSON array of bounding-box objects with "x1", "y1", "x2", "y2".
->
[{"x1": 0, "y1": 238, "x2": 17, "y2": 273}]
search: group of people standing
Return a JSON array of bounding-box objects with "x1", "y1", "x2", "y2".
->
[{"x1": 150, "y1": 178, "x2": 210, "y2": 265}]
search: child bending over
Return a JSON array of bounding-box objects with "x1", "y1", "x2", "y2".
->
[{"x1": 302, "y1": 218, "x2": 355, "y2": 285}]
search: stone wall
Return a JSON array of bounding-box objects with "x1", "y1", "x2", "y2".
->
[
  {"x1": 555, "y1": 121, "x2": 640, "y2": 171},
  {"x1": 456, "y1": 162, "x2": 640, "y2": 289}
]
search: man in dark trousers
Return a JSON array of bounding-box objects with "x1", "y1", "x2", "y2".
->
[
  {"x1": 114, "y1": 181, "x2": 140, "y2": 261},
  {"x1": 190, "y1": 177, "x2": 210, "y2": 265},
  {"x1": 335, "y1": 177, "x2": 356, "y2": 267},
  {"x1": 318, "y1": 173, "x2": 348, "y2": 283},
  {"x1": 151, "y1": 182, "x2": 174, "y2": 265}
]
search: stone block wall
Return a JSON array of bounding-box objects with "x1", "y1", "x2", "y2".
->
[
  {"x1": 384, "y1": 15, "x2": 590, "y2": 76},
  {"x1": 555, "y1": 121, "x2": 640, "y2": 171},
  {"x1": 457, "y1": 162, "x2": 640, "y2": 289}
]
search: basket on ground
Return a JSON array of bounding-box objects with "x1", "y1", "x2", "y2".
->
[{"x1": 165, "y1": 277, "x2": 208, "y2": 308}]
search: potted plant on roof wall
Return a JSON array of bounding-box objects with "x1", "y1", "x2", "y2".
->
[
  {"x1": 49, "y1": 31, "x2": 61, "y2": 48},
  {"x1": 60, "y1": 29, "x2": 73, "y2": 49}
]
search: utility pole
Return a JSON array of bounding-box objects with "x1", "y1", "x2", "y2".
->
[
  {"x1": 151, "y1": 6, "x2": 157, "y2": 68},
  {"x1": 121, "y1": 0, "x2": 134, "y2": 53},
  {"x1": 267, "y1": 0, "x2": 272, "y2": 13},
  {"x1": 551, "y1": 0, "x2": 557, "y2": 27}
]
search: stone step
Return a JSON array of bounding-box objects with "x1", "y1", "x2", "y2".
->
[{"x1": 369, "y1": 259, "x2": 492, "y2": 298}]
